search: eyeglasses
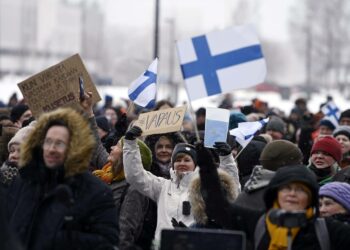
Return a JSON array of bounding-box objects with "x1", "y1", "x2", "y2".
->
[
  {"x1": 279, "y1": 184, "x2": 308, "y2": 195},
  {"x1": 43, "y1": 138, "x2": 67, "y2": 151}
]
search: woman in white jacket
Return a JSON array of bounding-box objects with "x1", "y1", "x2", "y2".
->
[{"x1": 122, "y1": 126, "x2": 240, "y2": 243}]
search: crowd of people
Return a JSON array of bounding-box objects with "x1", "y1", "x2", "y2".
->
[{"x1": 1, "y1": 92, "x2": 350, "y2": 250}]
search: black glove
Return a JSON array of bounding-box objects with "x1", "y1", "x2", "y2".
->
[
  {"x1": 171, "y1": 218, "x2": 187, "y2": 228},
  {"x1": 195, "y1": 142, "x2": 216, "y2": 171},
  {"x1": 213, "y1": 142, "x2": 232, "y2": 156},
  {"x1": 124, "y1": 126, "x2": 142, "y2": 140}
]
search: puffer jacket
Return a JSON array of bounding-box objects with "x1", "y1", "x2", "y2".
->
[
  {"x1": 6, "y1": 108, "x2": 118, "y2": 250},
  {"x1": 123, "y1": 139, "x2": 239, "y2": 241},
  {"x1": 233, "y1": 165, "x2": 275, "y2": 211}
]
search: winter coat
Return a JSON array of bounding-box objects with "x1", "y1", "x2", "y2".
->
[
  {"x1": 6, "y1": 108, "x2": 118, "y2": 250},
  {"x1": 307, "y1": 162, "x2": 341, "y2": 186},
  {"x1": 200, "y1": 164, "x2": 350, "y2": 250},
  {"x1": 233, "y1": 165, "x2": 275, "y2": 211},
  {"x1": 123, "y1": 139, "x2": 239, "y2": 241},
  {"x1": 119, "y1": 186, "x2": 157, "y2": 250},
  {"x1": 189, "y1": 168, "x2": 239, "y2": 227},
  {"x1": 0, "y1": 160, "x2": 18, "y2": 186}
]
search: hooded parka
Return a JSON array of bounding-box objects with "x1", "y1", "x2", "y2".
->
[{"x1": 6, "y1": 108, "x2": 118, "y2": 250}]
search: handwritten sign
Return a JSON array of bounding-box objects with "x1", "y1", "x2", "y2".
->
[
  {"x1": 204, "y1": 107, "x2": 230, "y2": 148},
  {"x1": 134, "y1": 106, "x2": 187, "y2": 136},
  {"x1": 17, "y1": 54, "x2": 101, "y2": 118}
]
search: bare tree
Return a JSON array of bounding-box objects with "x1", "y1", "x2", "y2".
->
[{"x1": 290, "y1": 0, "x2": 350, "y2": 98}]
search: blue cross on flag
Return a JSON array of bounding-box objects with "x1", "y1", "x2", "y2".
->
[
  {"x1": 230, "y1": 118, "x2": 269, "y2": 148},
  {"x1": 128, "y1": 58, "x2": 158, "y2": 108},
  {"x1": 321, "y1": 101, "x2": 340, "y2": 127},
  {"x1": 176, "y1": 25, "x2": 267, "y2": 101}
]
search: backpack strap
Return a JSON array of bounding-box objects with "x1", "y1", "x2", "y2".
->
[
  {"x1": 254, "y1": 214, "x2": 266, "y2": 250},
  {"x1": 315, "y1": 218, "x2": 330, "y2": 250}
]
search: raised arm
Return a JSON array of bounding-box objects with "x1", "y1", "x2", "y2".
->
[
  {"x1": 123, "y1": 126, "x2": 165, "y2": 202},
  {"x1": 214, "y1": 142, "x2": 241, "y2": 192}
]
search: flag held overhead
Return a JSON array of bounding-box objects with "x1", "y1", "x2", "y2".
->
[
  {"x1": 128, "y1": 58, "x2": 158, "y2": 108},
  {"x1": 230, "y1": 118, "x2": 269, "y2": 148},
  {"x1": 176, "y1": 25, "x2": 267, "y2": 101},
  {"x1": 321, "y1": 101, "x2": 340, "y2": 128}
]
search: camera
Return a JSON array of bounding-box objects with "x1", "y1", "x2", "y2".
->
[
  {"x1": 182, "y1": 201, "x2": 191, "y2": 216},
  {"x1": 269, "y1": 209, "x2": 307, "y2": 228}
]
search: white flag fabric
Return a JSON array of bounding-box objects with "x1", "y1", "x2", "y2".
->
[
  {"x1": 128, "y1": 58, "x2": 158, "y2": 108},
  {"x1": 176, "y1": 25, "x2": 267, "y2": 101},
  {"x1": 230, "y1": 118, "x2": 269, "y2": 148},
  {"x1": 204, "y1": 108, "x2": 230, "y2": 148},
  {"x1": 321, "y1": 101, "x2": 340, "y2": 128}
]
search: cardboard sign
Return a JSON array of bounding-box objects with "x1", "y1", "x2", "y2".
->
[
  {"x1": 134, "y1": 106, "x2": 187, "y2": 136},
  {"x1": 17, "y1": 54, "x2": 101, "y2": 118},
  {"x1": 204, "y1": 107, "x2": 230, "y2": 148}
]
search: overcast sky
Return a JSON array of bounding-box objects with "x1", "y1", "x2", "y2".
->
[{"x1": 103, "y1": 0, "x2": 294, "y2": 42}]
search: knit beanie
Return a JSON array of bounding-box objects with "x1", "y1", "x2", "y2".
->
[
  {"x1": 120, "y1": 137, "x2": 152, "y2": 170},
  {"x1": 171, "y1": 143, "x2": 197, "y2": 166},
  {"x1": 229, "y1": 111, "x2": 247, "y2": 130},
  {"x1": 319, "y1": 118, "x2": 336, "y2": 131},
  {"x1": 311, "y1": 136, "x2": 342, "y2": 163},
  {"x1": 8, "y1": 121, "x2": 36, "y2": 150},
  {"x1": 259, "y1": 140, "x2": 303, "y2": 171},
  {"x1": 10, "y1": 104, "x2": 29, "y2": 122},
  {"x1": 266, "y1": 116, "x2": 286, "y2": 134},
  {"x1": 333, "y1": 125, "x2": 350, "y2": 140},
  {"x1": 96, "y1": 116, "x2": 111, "y2": 132},
  {"x1": 319, "y1": 182, "x2": 350, "y2": 213},
  {"x1": 340, "y1": 109, "x2": 350, "y2": 122}
]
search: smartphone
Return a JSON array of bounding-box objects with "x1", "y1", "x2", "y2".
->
[{"x1": 79, "y1": 76, "x2": 85, "y2": 101}]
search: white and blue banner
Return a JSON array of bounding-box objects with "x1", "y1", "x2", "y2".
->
[
  {"x1": 204, "y1": 107, "x2": 230, "y2": 148},
  {"x1": 128, "y1": 58, "x2": 158, "y2": 108},
  {"x1": 321, "y1": 101, "x2": 340, "y2": 127},
  {"x1": 230, "y1": 118, "x2": 269, "y2": 148},
  {"x1": 176, "y1": 25, "x2": 266, "y2": 101}
]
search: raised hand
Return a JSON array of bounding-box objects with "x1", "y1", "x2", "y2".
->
[
  {"x1": 213, "y1": 142, "x2": 232, "y2": 156},
  {"x1": 124, "y1": 126, "x2": 142, "y2": 140}
]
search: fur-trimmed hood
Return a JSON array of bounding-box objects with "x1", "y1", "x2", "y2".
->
[
  {"x1": 189, "y1": 169, "x2": 239, "y2": 225},
  {"x1": 19, "y1": 108, "x2": 96, "y2": 177}
]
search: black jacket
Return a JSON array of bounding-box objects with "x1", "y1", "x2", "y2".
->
[
  {"x1": 7, "y1": 166, "x2": 118, "y2": 250},
  {"x1": 5, "y1": 108, "x2": 118, "y2": 250},
  {"x1": 200, "y1": 163, "x2": 350, "y2": 250}
]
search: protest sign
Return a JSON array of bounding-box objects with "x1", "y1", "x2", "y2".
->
[
  {"x1": 17, "y1": 54, "x2": 101, "y2": 118},
  {"x1": 134, "y1": 106, "x2": 187, "y2": 136},
  {"x1": 204, "y1": 107, "x2": 230, "y2": 148}
]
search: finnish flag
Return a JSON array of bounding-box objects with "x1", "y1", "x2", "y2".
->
[
  {"x1": 176, "y1": 25, "x2": 267, "y2": 101},
  {"x1": 128, "y1": 58, "x2": 158, "y2": 108},
  {"x1": 321, "y1": 101, "x2": 340, "y2": 127},
  {"x1": 230, "y1": 118, "x2": 269, "y2": 148}
]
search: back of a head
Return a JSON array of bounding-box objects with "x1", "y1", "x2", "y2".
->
[{"x1": 259, "y1": 140, "x2": 303, "y2": 171}]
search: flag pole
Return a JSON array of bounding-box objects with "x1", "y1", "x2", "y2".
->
[
  {"x1": 187, "y1": 101, "x2": 201, "y2": 143},
  {"x1": 126, "y1": 102, "x2": 135, "y2": 117}
]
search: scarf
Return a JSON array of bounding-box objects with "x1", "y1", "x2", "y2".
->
[
  {"x1": 266, "y1": 201, "x2": 314, "y2": 250},
  {"x1": 92, "y1": 161, "x2": 125, "y2": 184}
]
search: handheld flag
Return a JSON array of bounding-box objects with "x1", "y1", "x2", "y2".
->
[
  {"x1": 321, "y1": 101, "x2": 340, "y2": 128},
  {"x1": 128, "y1": 58, "x2": 158, "y2": 108},
  {"x1": 230, "y1": 118, "x2": 269, "y2": 148},
  {"x1": 204, "y1": 108, "x2": 230, "y2": 148},
  {"x1": 176, "y1": 25, "x2": 266, "y2": 101}
]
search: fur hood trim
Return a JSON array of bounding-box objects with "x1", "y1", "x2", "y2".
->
[
  {"x1": 189, "y1": 169, "x2": 239, "y2": 225},
  {"x1": 19, "y1": 108, "x2": 96, "y2": 177}
]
